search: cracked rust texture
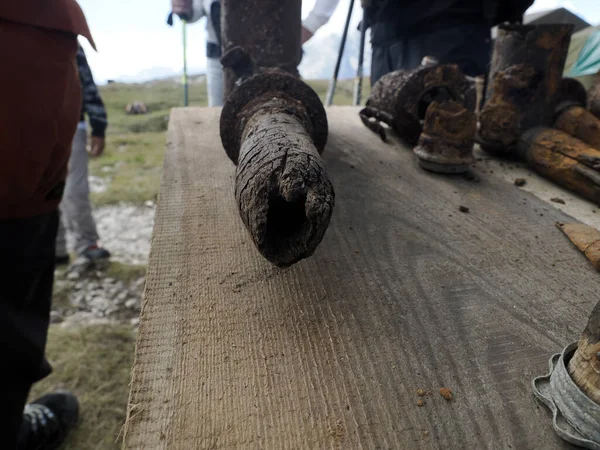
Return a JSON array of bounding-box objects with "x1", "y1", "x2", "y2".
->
[
  {"x1": 557, "y1": 223, "x2": 600, "y2": 403},
  {"x1": 219, "y1": 67, "x2": 333, "y2": 267},
  {"x1": 414, "y1": 101, "x2": 475, "y2": 170},
  {"x1": 518, "y1": 127, "x2": 600, "y2": 205},
  {"x1": 234, "y1": 96, "x2": 334, "y2": 267},
  {"x1": 364, "y1": 64, "x2": 475, "y2": 144},
  {"x1": 554, "y1": 105, "x2": 600, "y2": 151},
  {"x1": 479, "y1": 24, "x2": 573, "y2": 153},
  {"x1": 221, "y1": 0, "x2": 302, "y2": 98}
]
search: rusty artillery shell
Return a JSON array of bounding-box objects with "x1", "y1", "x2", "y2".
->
[
  {"x1": 220, "y1": 51, "x2": 333, "y2": 267},
  {"x1": 557, "y1": 77, "x2": 587, "y2": 109},
  {"x1": 590, "y1": 71, "x2": 600, "y2": 119},
  {"x1": 360, "y1": 64, "x2": 476, "y2": 144},
  {"x1": 554, "y1": 105, "x2": 600, "y2": 151},
  {"x1": 221, "y1": 0, "x2": 302, "y2": 100},
  {"x1": 518, "y1": 127, "x2": 600, "y2": 205},
  {"x1": 478, "y1": 24, "x2": 574, "y2": 154},
  {"x1": 413, "y1": 101, "x2": 476, "y2": 174}
]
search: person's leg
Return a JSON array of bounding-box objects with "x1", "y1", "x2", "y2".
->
[
  {"x1": 0, "y1": 212, "x2": 57, "y2": 447},
  {"x1": 60, "y1": 127, "x2": 102, "y2": 257},
  {"x1": 371, "y1": 44, "x2": 392, "y2": 85},
  {"x1": 416, "y1": 24, "x2": 491, "y2": 77},
  {"x1": 206, "y1": 56, "x2": 224, "y2": 107},
  {"x1": 55, "y1": 209, "x2": 69, "y2": 264}
]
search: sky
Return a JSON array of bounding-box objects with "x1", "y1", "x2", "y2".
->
[{"x1": 79, "y1": 0, "x2": 600, "y2": 84}]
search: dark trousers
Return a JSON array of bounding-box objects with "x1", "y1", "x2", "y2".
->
[
  {"x1": 370, "y1": 23, "x2": 491, "y2": 85},
  {"x1": 0, "y1": 212, "x2": 57, "y2": 448}
]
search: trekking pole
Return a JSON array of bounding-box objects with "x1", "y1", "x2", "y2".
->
[
  {"x1": 353, "y1": 3, "x2": 367, "y2": 106},
  {"x1": 182, "y1": 19, "x2": 189, "y2": 106},
  {"x1": 325, "y1": 0, "x2": 355, "y2": 106}
]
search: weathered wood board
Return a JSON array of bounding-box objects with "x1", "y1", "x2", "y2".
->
[{"x1": 124, "y1": 107, "x2": 599, "y2": 449}]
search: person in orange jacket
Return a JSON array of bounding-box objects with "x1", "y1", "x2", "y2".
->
[{"x1": 0, "y1": 1, "x2": 94, "y2": 448}]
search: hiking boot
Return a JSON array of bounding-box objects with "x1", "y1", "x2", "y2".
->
[
  {"x1": 18, "y1": 390, "x2": 79, "y2": 450},
  {"x1": 81, "y1": 244, "x2": 110, "y2": 261}
]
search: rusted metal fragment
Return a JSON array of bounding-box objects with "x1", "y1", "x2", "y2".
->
[
  {"x1": 554, "y1": 105, "x2": 600, "y2": 151},
  {"x1": 557, "y1": 223, "x2": 600, "y2": 272},
  {"x1": 221, "y1": 0, "x2": 302, "y2": 99},
  {"x1": 556, "y1": 77, "x2": 587, "y2": 110},
  {"x1": 361, "y1": 64, "x2": 475, "y2": 144},
  {"x1": 220, "y1": 60, "x2": 333, "y2": 267},
  {"x1": 590, "y1": 71, "x2": 600, "y2": 119},
  {"x1": 478, "y1": 24, "x2": 574, "y2": 154},
  {"x1": 518, "y1": 127, "x2": 600, "y2": 205},
  {"x1": 567, "y1": 298, "x2": 600, "y2": 405},
  {"x1": 413, "y1": 101, "x2": 476, "y2": 173}
]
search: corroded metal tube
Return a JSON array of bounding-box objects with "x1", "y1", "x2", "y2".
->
[
  {"x1": 360, "y1": 63, "x2": 476, "y2": 143},
  {"x1": 220, "y1": 52, "x2": 334, "y2": 267},
  {"x1": 221, "y1": 0, "x2": 302, "y2": 100},
  {"x1": 518, "y1": 127, "x2": 600, "y2": 205},
  {"x1": 554, "y1": 105, "x2": 600, "y2": 151},
  {"x1": 478, "y1": 24, "x2": 573, "y2": 153}
]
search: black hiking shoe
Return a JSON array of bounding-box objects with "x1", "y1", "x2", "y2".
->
[
  {"x1": 81, "y1": 244, "x2": 111, "y2": 261},
  {"x1": 18, "y1": 390, "x2": 79, "y2": 450}
]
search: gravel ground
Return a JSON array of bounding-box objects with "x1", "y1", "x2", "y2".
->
[{"x1": 53, "y1": 203, "x2": 155, "y2": 327}]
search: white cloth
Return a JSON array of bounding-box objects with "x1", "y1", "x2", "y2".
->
[
  {"x1": 190, "y1": 0, "x2": 219, "y2": 45},
  {"x1": 206, "y1": 57, "x2": 224, "y2": 107},
  {"x1": 303, "y1": 0, "x2": 340, "y2": 34},
  {"x1": 56, "y1": 127, "x2": 100, "y2": 256}
]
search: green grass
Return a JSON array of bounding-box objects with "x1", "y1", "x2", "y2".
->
[
  {"x1": 106, "y1": 261, "x2": 147, "y2": 284},
  {"x1": 29, "y1": 325, "x2": 136, "y2": 450},
  {"x1": 89, "y1": 77, "x2": 365, "y2": 206}
]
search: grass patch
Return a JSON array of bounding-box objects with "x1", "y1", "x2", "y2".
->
[
  {"x1": 89, "y1": 132, "x2": 165, "y2": 206},
  {"x1": 29, "y1": 325, "x2": 136, "y2": 450},
  {"x1": 52, "y1": 279, "x2": 72, "y2": 310},
  {"x1": 106, "y1": 261, "x2": 147, "y2": 284}
]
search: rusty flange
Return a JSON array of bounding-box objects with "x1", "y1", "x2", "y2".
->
[
  {"x1": 413, "y1": 101, "x2": 476, "y2": 173},
  {"x1": 360, "y1": 64, "x2": 476, "y2": 144},
  {"x1": 220, "y1": 67, "x2": 327, "y2": 165}
]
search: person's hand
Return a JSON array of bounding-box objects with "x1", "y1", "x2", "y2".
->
[
  {"x1": 89, "y1": 136, "x2": 105, "y2": 157},
  {"x1": 301, "y1": 26, "x2": 313, "y2": 45}
]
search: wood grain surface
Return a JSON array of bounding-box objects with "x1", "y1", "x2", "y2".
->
[{"x1": 123, "y1": 106, "x2": 598, "y2": 449}]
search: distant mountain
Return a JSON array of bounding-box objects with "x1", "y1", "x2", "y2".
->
[
  {"x1": 117, "y1": 66, "x2": 205, "y2": 83},
  {"x1": 300, "y1": 29, "x2": 372, "y2": 80}
]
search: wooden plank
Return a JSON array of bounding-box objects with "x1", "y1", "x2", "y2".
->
[{"x1": 124, "y1": 106, "x2": 598, "y2": 449}]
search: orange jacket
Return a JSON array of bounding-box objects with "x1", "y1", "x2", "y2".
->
[{"x1": 0, "y1": 0, "x2": 94, "y2": 219}]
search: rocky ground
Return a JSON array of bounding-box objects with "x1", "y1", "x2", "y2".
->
[{"x1": 52, "y1": 202, "x2": 155, "y2": 327}]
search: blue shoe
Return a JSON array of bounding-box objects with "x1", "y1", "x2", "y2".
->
[{"x1": 81, "y1": 245, "x2": 111, "y2": 261}]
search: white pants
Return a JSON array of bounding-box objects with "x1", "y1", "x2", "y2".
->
[
  {"x1": 56, "y1": 126, "x2": 99, "y2": 256},
  {"x1": 206, "y1": 56, "x2": 224, "y2": 107}
]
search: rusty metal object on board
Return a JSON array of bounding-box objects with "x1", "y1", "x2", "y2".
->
[
  {"x1": 517, "y1": 127, "x2": 600, "y2": 205},
  {"x1": 220, "y1": 47, "x2": 334, "y2": 267},
  {"x1": 478, "y1": 24, "x2": 574, "y2": 154},
  {"x1": 554, "y1": 105, "x2": 600, "y2": 151},
  {"x1": 556, "y1": 77, "x2": 587, "y2": 110},
  {"x1": 590, "y1": 71, "x2": 600, "y2": 119},
  {"x1": 221, "y1": 0, "x2": 302, "y2": 100},
  {"x1": 413, "y1": 101, "x2": 476, "y2": 173},
  {"x1": 360, "y1": 64, "x2": 476, "y2": 144}
]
